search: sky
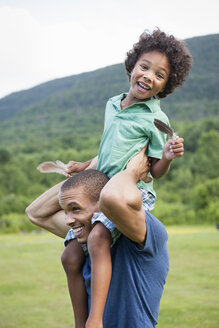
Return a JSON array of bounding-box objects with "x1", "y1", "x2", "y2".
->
[{"x1": 0, "y1": 0, "x2": 218, "y2": 99}]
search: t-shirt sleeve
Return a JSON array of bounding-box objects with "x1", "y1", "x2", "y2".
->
[
  {"x1": 126, "y1": 212, "x2": 168, "y2": 258},
  {"x1": 142, "y1": 212, "x2": 168, "y2": 257}
]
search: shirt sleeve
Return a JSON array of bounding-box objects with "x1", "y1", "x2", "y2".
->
[
  {"x1": 142, "y1": 212, "x2": 168, "y2": 257},
  {"x1": 147, "y1": 117, "x2": 170, "y2": 159},
  {"x1": 125, "y1": 212, "x2": 168, "y2": 258},
  {"x1": 103, "y1": 99, "x2": 111, "y2": 132}
]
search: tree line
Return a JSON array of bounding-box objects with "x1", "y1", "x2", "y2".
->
[{"x1": 0, "y1": 116, "x2": 218, "y2": 233}]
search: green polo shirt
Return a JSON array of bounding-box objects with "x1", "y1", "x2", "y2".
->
[{"x1": 97, "y1": 93, "x2": 169, "y2": 197}]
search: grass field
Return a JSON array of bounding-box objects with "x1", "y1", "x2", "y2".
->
[{"x1": 0, "y1": 226, "x2": 218, "y2": 328}]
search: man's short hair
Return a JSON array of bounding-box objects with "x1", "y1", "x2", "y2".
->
[{"x1": 60, "y1": 169, "x2": 109, "y2": 202}]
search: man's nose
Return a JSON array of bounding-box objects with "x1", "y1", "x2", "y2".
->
[{"x1": 65, "y1": 213, "x2": 76, "y2": 226}]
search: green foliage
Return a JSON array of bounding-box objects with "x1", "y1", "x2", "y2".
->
[
  {"x1": 152, "y1": 117, "x2": 219, "y2": 225},
  {"x1": 0, "y1": 213, "x2": 39, "y2": 233},
  {"x1": 0, "y1": 149, "x2": 11, "y2": 164},
  {"x1": 191, "y1": 130, "x2": 219, "y2": 179},
  {"x1": 193, "y1": 178, "x2": 219, "y2": 210}
]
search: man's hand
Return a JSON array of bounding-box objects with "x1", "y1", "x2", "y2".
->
[
  {"x1": 163, "y1": 136, "x2": 184, "y2": 161},
  {"x1": 126, "y1": 144, "x2": 152, "y2": 183}
]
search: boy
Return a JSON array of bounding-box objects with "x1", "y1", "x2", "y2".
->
[{"x1": 49, "y1": 29, "x2": 193, "y2": 327}]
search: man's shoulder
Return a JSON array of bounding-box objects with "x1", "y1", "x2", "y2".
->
[{"x1": 115, "y1": 212, "x2": 168, "y2": 257}]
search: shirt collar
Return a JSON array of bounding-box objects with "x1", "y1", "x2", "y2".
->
[
  {"x1": 111, "y1": 93, "x2": 161, "y2": 113},
  {"x1": 143, "y1": 97, "x2": 161, "y2": 113}
]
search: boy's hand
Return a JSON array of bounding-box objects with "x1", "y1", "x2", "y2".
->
[
  {"x1": 126, "y1": 145, "x2": 152, "y2": 183},
  {"x1": 37, "y1": 158, "x2": 93, "y2": 178},
  {"x1": 65, "y1": 161, "x2": 90, "y2": 177},
  {"x1": 163, "y1": 136, "x2": 184, "y2": 161}
]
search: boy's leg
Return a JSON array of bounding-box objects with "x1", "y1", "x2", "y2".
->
[
  {"x1": 61, "y1": 239, "x2": 88, "y2": 328},
  {"x1": 86, "y1": 223, "x2": 112, "y2": 328}
]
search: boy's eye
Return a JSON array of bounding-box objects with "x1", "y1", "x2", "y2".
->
[
  {"x1": 156, "y1": 73, "x2": 164, "y2": 79},
  {"x1": 140, "y1": 64, "x2": 148, "y2": 70}
]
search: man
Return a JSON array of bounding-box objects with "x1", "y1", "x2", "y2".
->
[{"x1": 26, "y1": 149, "x2": 169, "y2": 328}]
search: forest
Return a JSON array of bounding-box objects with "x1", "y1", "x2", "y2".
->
[{"x1": 0, "y1": 33, "x2": 218, "y2": 232}]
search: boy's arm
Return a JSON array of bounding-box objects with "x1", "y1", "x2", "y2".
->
[
  {"x1": 25, "y1": 181, "x2": 68, "y2": 238},
  {"x1": 150, "y1": 137, "x2": 184, "y2": 178},
  {"x1": 85, "y1": 156, "x2": 98, "y2": 169}
]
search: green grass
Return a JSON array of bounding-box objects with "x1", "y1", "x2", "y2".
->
[
  {"x1": 0, "y1": 233, "x2": 73, "y2": 328},
  {"x1": 0, "y1": 227, "x2": 218, "y2": 328},
  {"x1": 159, "y1": 226, "x2": 219, "y2": 328}
]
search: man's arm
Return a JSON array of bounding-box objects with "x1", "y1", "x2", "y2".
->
[
  {"x1": 99, "y1": 146, "x2": 149, "y2": 247},
  {"x1": 25, "y1": 181, "x2": 68, "y2": 238}
]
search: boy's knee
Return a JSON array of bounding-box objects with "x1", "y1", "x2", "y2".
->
[
  {"x1": 99, "y1": 188, "x2": 119, "y2": 216},
  {"x1": 61, "y1": 241, "x2": 85, "y2": 275},
  {"x1": 61, "y1": 247, "x2": 76, "y2": 274},
  {"x1": 87, "y1": 223, "x2": 111, "y2": 255}
]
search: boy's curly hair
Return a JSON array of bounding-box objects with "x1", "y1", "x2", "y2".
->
[{"x1": 125, "y1": 29, "x2": 193, "y2": 98}]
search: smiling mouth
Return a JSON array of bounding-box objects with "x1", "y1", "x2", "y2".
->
[
  {"x1": 137, "y1": 82, "x2": 151, "y2": 91},
  {"x1": 73, "y1": 226, "x2": 84, "y2": 236}
]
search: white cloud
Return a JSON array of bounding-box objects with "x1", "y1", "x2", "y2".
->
[
  {"x1": 0, "y1": 5, "x2": 146, "y2": 98},
  {"x1": 0, "y1": 7, "x2": 90, "y2": 96}
]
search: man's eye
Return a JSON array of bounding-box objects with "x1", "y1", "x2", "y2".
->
[{"x1": 73, "y1": 207, "x2": 80, "y2": 211}]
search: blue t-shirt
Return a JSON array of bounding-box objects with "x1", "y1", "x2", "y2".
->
[{"x1": 83, "y1": 212, "x2": 169, "y2": 328}]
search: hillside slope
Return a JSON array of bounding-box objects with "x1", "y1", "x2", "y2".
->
[{"x1": 0, "y1": 33, "x2": 218, "y2": 150}]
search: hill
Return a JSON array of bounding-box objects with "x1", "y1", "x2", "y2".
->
[{"x1": 0, "y1": 33, "x2": 219, "y2": 152}]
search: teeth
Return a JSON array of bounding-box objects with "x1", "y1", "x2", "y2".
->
[
  {"x1": 73, "y1": 227, "x2": 83, "y2": 233},
  {"x1": 139, "y1": 82, "x2": 150, "y2": 90}
]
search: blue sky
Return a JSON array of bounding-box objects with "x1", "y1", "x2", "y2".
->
[{"x1": 0, "y1": 0, "x2": 218, "y2": 98}]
